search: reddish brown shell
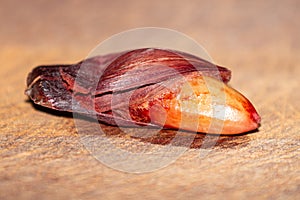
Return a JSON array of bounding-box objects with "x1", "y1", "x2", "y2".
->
[{"x1": 25, "y1": 48, "x2": 260, "y2": 134}]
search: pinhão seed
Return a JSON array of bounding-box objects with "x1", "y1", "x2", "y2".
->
[{"x1": 25, "y1": 48, "x2": 260, "y2": 134}]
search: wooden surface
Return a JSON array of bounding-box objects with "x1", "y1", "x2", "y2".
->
[{"x1": 0, "y1": 0, "x2": 299, "y2": 199}]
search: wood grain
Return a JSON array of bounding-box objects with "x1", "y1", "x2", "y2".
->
[{"x1": 0, "y1": 0, "x2": 299, "y2": 199}]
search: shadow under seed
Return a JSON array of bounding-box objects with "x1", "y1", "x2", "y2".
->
[{"x1": 27, "y1": 99, "x2": 252, "y2": 149}]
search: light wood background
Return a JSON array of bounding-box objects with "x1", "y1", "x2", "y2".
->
[{"x1": 0, "y1": 0, "x2": 299, "y2": 199}]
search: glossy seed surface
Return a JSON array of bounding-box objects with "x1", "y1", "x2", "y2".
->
[{"x1": 25, "y1": 48, "x2": 260, "y2": 134}]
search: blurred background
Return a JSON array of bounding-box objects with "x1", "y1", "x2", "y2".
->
[{"x1": 2, "y1": 0, "x2": 299, "y2": 61}]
